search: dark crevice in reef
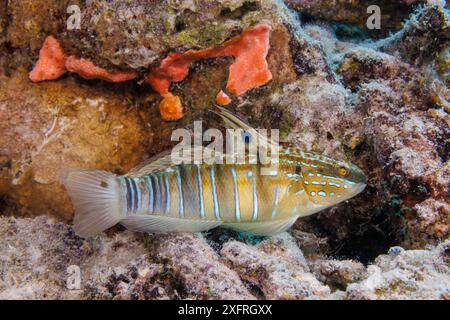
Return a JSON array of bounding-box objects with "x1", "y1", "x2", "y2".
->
[
  {"x1": 333, "y1": 206, "x2": 404, "y2": 264},
  {"x1": 304, "y1": 202, "x2": 405, "y2": 265},
  {"x1": 220, "y1": 1, "x2": 261, "y2": 19},
  {"x1": 205, "y1": 228, "x2": 268, "y2": 254}
]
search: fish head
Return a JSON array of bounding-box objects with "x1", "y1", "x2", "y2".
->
[
  {"x1": 281, "y1": 151, "x2": 367, "y2": 216},
  {"x1": 297, "y1": 152, "x2": 367, "y2": 209}
]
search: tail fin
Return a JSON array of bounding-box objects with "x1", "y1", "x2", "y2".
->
[{"x1": 60, "y1": 168, "x2": 125, "y2": 238}]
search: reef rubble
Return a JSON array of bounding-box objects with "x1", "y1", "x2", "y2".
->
[{"x1": 0, "y1": 216, "x2": 448, "y2": 300}]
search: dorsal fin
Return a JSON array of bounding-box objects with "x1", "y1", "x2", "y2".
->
[
  {"x1": 210, "y1": 106, "x2": 279, "y2": 150},
  {"x1": 125, "y1": 149, "x2": 174, "y2": 177},
  {"x1": 126, "y1": 145, "x2": 226, "y2": 177}
]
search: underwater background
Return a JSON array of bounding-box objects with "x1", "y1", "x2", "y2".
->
[{"x1": 0, "y1": 0, "x2": 448, "y2": 299}]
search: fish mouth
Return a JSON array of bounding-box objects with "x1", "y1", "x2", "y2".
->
[
  {"x1": 345, "y1": 182, "x2": 367, "y2": 200},
  {"x1": 329, "y1": 182, "x2": 367, "y2": 204}
]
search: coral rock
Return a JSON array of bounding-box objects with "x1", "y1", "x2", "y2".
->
[
  {"x1": 404, "y1": 198, "x2": 450, "y2": 248},
  {"x1": 149, "y1": 233, "x2": 254, "y2": 299},
  {"x1": 0, "y1": 70, "x2": 162, "y2": 219},
  {"x1": 310, "y1": 259, "x2": 367, "y2": 291},
  {"x1": 345, "y1": 241, "x2": 450, "y2": 300},
  {"x1": 378, "y1": 4, "x2": 450, "y2": 66},
  {"x1": 220, "y1": 234, "x2": 330, "y2": 299},
  {"x1": 286, "y1": 0, "x2": 422, "y2": 37}
]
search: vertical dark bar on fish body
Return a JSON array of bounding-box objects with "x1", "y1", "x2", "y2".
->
[
  {"x1": 164, "y1": 174, "x2": 171, "y2": 214},
  {"x1": 152, "y1": 174, "x2": 160, "y2": 213},
  {"x1": 176, "y1": 167, "x2": 184, "y2": 218},
  {"x1": 146, "y1": 176, "x2": 154, "y2": 214},
  {"x1": 180, "y1": 165, "x2": 199, "y2": 219},
  {"x1": 157, "y1": 174, "x2": 166, "y2": 213},
  {"x1": 130, "y1": 178, "x2": 139, "y2": 212},
  {"x1": 150, "y1": 175, "x2": 157, "y2": 213},
  {"x1": 124, "y1": 177, "x2": 133, "y2": 213}
]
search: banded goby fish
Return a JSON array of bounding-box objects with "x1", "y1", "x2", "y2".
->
[{"x1": 61, "y1": 110, "x2": 367, "y2": 238}]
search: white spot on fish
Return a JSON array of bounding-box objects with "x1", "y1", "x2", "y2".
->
[
  {"x1": 329, "y1": 182, "x2": 341, "y2": 188},
  {"x1": 311, "y1": 191, "x2": 316, "y2": 196},
  {"x1": 318, "y1": 191, "x2": 326, "y2": 197}
]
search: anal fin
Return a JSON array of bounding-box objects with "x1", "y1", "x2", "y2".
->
[
  {"x1": 223, "y1": 217, "x2": 298, "y2": 236},
  {"x1": 121, "y1": 214, "x2": 222, "y2": 233}
]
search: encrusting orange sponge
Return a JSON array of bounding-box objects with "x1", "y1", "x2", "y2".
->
[
  {"x1": 159, "y1": 93, "x2": 184, "y2": 121},
  {"x1": 29, "y1": 35, "x2": 68, "y2": 82},
  {"x1": 216, "y1": 90, "x2": 232, "y2": 106},
  {"x1": 65, "y1": 56, "x2": 138, "y2": 83},
  {"x1": 29, "y1": 36, "x2": 138, "y2": 84},
  {"x1": 147, "y1": 24, "x2": 273, "y2": 97}
]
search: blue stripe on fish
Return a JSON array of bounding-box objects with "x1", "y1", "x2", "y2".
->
[
  {"x1": 176, "y1": 168, "x2": 184, "y2": 218},
  {"x1": 231, "y1": 165, "x2": 241, "y2": 222},
  {"x1": 164, "y1": 174, "x2": 170, "y2": 214},
  {"x1": 210, "y1": 165, "x2": 220, "y2": 220},
  {"x1": 272, "y1": 186, "x2": 281, "y2": 218},
  {"x1": 154, "y1": 175, "x2": 161, "y2": 212},
  {"x1": 196, "y1": 164, "x2": 205, "y2": 219},
  {"x1": 159, "y1": 175, "x2": 166, "y2": 213},
  {"x1": 252, "y1": 170, "x2": 258, "y2": 221},
  {"x1": 134, "y1": 178, "x2": 141, "y2": 212}
]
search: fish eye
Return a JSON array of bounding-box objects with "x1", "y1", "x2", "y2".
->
[{"x1": 337, "y1": 166, "x2": 349, "y2": 177}]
